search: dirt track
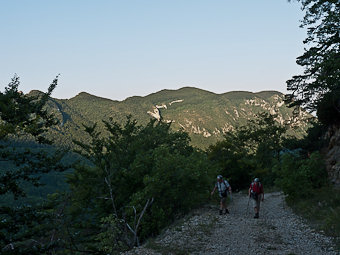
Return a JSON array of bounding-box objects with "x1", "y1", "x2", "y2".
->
[{"x1": 123, "y1": 192, "x2": 338, "y2": 255}]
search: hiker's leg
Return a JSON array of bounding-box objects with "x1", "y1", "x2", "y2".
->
[
  {"x1": 257, "y1": 196, "x2": 261, "y2": 213},
  {"x1": 252, "y1": 198, "x2": 257, "y2": 212},
  {"x1": 219, "y1": 198, "x2": 224, "y2": 215},
  {"x1": 221, "y1": 197, "x2": 227, "y2": 209},
  {"x1": 254, "y1": 197, "x2": 261, "y2": 218},
  {"x1": 252, "y1": 197, "x2": 259, "y2": 218},
  {"x1": 223, "y1": 198, "x2": 229, "y2": 214}
]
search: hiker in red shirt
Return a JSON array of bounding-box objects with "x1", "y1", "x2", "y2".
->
[{"x1": 248, "y1": 178, "x2": 264, "y2": 218}]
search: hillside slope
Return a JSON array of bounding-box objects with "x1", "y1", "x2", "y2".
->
[{"x1": 39, "y1": 87, "x2": 311, "y2": 148}]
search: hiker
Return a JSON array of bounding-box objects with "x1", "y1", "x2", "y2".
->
[
  {"x1": 248, "y1": 177, "x2": 264, "y2": 218},
  {"x1": 211, "y1": 175, "x2": 232, "y2": 215}
]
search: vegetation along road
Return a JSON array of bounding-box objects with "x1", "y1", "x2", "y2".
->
[{"x1": 124, "y1": 192, "x2": 338, "y2": 255}]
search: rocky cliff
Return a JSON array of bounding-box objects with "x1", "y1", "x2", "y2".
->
[{"x1": 325, "y1": 124, "x2": 340, "y2": 187}]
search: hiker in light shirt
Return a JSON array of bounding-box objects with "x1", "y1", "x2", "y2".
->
[{"x1": 211, "y1": 175, "x2": 232, "y2": 215}]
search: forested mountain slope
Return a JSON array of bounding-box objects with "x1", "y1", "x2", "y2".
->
[{"x1": 33, "y1": 87, "x2": 311, "y2": 148}]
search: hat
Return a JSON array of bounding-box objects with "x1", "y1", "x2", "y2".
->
[
  {"x1": 254, "y1": 178, "x2": 259, "y2": 182},
  {"x1": 217, "y1": 175, "x2": 223, "y2": 180}
]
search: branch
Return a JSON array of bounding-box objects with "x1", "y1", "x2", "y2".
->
[
  {"x1": 49, "y1": 194, "x2": 69, "y2": 248},
  {"x1": 134, "y1": 198, "x2": 154, "y2": 247},
  {"x1": 136, "y1": 198, "x2": 154, "y2": 234},
  {"x1": 103, "y1": 165, "x2": 118, "y2": 216},
  {"x1": 122, "y1": 197, "x2": 154, "y2": 247}
]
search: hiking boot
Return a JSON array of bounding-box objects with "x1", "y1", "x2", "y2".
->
[
  {"x1": 225, "y1": 209, "x2": 229, "y2": 214},
  {"x1": 219, "y1": 210, "x2": 223, "y2": 215},
  {"x1": 254, "y1": 213, "x2": 259, "y2": 218}
]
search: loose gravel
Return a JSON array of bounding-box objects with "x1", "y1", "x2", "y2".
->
[{"x1": 123, "y1": 192, "x2": 338, "y2": 255}]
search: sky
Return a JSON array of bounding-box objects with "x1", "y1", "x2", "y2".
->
[{"x1": 0, "y1": 0, "x2": 306, "y2": 101}]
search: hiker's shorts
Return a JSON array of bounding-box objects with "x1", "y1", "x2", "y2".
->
[
  {"x1": 220, "y1": 197, "x2": 227, "y2": 206},
  {"x1": 252, "y1": 194, "x2": 262, "y2": 210}
]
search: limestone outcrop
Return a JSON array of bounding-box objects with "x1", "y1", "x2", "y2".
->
[{"x1": 325, "y1": 124, "x2": 340, "y2": 187}]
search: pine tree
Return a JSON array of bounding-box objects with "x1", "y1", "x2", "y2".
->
[
  {"x1": 0, "y1": 75, "x2": 68, "y2": 254},
  {"x1": 286, "y1": 0, "x2": 340, "y2": 124}
]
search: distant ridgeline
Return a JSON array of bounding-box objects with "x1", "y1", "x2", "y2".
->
[{"x1": 33, "y1": 87, "x2": 312, "y2": 149}]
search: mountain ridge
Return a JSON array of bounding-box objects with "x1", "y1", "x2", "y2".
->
[
  {"x1": 36, "y1": 87, "x2": 310, "y2": 148},
  {"x1": 31, "y1": 87, "x2": 284, "y2": 103}
]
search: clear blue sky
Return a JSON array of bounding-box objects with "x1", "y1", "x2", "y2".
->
[{"x1": 0, "y1": 0, "x2": 306, "y2": 101}]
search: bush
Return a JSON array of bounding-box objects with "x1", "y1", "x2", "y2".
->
[
  {"x1": 135, "y1": 147, "x2": 212, "y2": 239},
  {"x1": 275, "y1": 152, "x2": 328, "y2": 201},
  {"x1": 65, "y1": 117, "x2": 214, "y2": 252}
]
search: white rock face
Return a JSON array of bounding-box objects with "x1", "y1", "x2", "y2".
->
[
  {"x1": 178, "y1": 123, "x2": 186, "y2": 129},
  {"x1": 277, "y1": 101, "x2": 284, "y2": 107},
  {"x1": 202, "y1": 128, "x2": 211, "y2": 137},
  {"x1": 147, "y1": 104, "x2": 169, "y2": 121},
  {"x1": 145, "y1": 93, "x2": 309, "y2": 141},
  {"x1": 274, "y1": 115, "x2": 285, "y2": 125},
  {"x1": 191, "y1": 125, "x2": 200, "y2": 134},
  {"x1": 222, "y1": 123, "x2": 234, "y2": 133},
  {"x1": 213, "y1": 128, "x2": 221, "y2": 135},
  {"x1": 234, "y1": 109, "x2": 239, "y2": 118},
  {"x1": 270, "y1": 108, "x2": 276, "y2": 115},
  {"x1": 184, "y1": 119, "x2": 192, "y2": 127},
  {"x1": 169, "y1": 99, "x2": 183, "y2": 105},
  {"x1": 147, "y1": 107, "x2": 161, "y2": 121},
  {"x1": 156, "y1": 104, "x2": 167, "y2": 109},
  {"x1": 183, "y1": 122, "x2": 212, "y2": 137},
  {"x1": 244, "y1": 97, "x2": 266, "y2": 106}
]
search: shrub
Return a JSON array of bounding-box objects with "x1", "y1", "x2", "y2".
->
[
  {"x1": 65, "y1": 117, "x2": 213, "y2": 252},
  {"x1": 275, "y1": 152, "x2": 328, "y2": 201}
]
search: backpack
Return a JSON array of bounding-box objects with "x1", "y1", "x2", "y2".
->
[
  {"x1": 250, "y1": 182, "x2": 262, "y2": 200},
  {"x1": 251, "y1": 182, "x2": 262, "y2": 194},
  {"x1": 219, "y1": 180, "x2": 229, "y2": 197}
]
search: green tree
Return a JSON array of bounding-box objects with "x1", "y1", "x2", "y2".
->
[
  {"x1": 0, "y1": 75, "x2": 68, "y2": 254},
  {"x1": 63, "y1": 117, "x2": 212, "y2": 254},
  {"x1": 286, "y1": 0, "x2": 340, "y2": 124},
  {"x1": 208, "y1": 112, "x2": 288, "y2": 188},
  {"x1": 207, "y1": 130, "x2": 252, "y2": 190},
  {"x1": 274, "y1": 151, "x2": 328, "y2": 201}
]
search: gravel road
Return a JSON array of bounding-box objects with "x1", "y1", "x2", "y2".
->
[{"x1": 123, "y1": 192, "x2": 338, "y2": 255}]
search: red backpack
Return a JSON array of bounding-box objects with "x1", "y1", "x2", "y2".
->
[{"x1": 251, "y1": 182, "x2": 262, "y2": 194}]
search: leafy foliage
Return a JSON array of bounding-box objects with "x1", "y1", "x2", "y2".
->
[
  {"x1": 0, "y1": 75, "x2": 58, "y2": 143},
  {"x1": 207, "y1": 131, "x2": 252, "y2": 191},
  {"x1": 282, "y1": 121, "x2": 328, "y2": 153},
  {"x1": 61, "y1": 117, "x2": 213, "y2": 253},
  {"x1": 274, "y1": 151, "x2": 328, "y2": 201},
  {"x1": 0, "y1": 75, "x2": 334, "y2": 254},
  {"x1": 208, "y1": 112, "x2": 288, "y2": 189},
  {"x1": 286, "y1": 0, "x2": 340, "y2": 124},
  {"x1": 0, "y1": 76, "x2": 69, "y2": 254},
  {"x1": 317, "y1": 89, "x2": 340, "y2": 125}
]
